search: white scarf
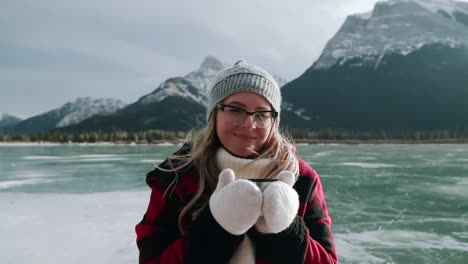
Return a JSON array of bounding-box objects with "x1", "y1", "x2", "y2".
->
[
  {"x1": 216, "y1": 147, "x2": 273, "y2": 180},
  {"x1": 215, "y1": 148, "x2": 273, "y2": 264}
]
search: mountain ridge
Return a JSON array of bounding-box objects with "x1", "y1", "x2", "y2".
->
[
  {"x1": 9, "y1": 97, "x2": 126, "y2": 134},
  {"x1": 60, "y1": 56, "x2": 294, "y2": 133}
]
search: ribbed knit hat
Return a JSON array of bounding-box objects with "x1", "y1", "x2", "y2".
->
[{"x1": 207, "y1": 60, "x2": 281, "y2": 122}]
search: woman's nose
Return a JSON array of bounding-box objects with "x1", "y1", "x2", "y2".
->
[{"x1": 240, "y1": 115, "x2": 256, "y2": 129}]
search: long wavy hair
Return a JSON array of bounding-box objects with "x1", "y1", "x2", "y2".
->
[{"x1": 159, "y1": 108, "x2": 299, "y2": 234}]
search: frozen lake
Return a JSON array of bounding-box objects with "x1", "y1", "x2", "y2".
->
[{"x1": 1, "y1": 143, "x2": 467, "y2": 263}]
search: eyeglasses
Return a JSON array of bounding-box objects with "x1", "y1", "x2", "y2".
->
[{"x1": 215, "y1": 104, "x2": 278, "y2": 128}]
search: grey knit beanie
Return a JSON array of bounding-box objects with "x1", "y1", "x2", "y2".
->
[{"x1": 207, "y1": 60, "x2": 281, "y2": 122}]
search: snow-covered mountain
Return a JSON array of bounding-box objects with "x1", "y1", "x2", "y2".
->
[
  {"x1": 68, "y1": 56, "x2": 291, "y2": 132},
  {"x1": 55, "y1": 97, "x2": 126, "y2": 127},
  {"x1": 282, "y1": 0, "x2": 468, "y2": 132},
  {"x1": 11, "y1": 97, "x2": 126, "y2": 133},
  {"x1": 0, "y1": 113, "x2": 22, "y2": 128},
  {"x1": 185, "y1": 56, "x2": 226, "y2": 92},
  {"x1": 137, "y1": 56, "x2": 288, "y2": 107},
  {"x1": 314, "y1": 0, "x2": 468, "y2": 69},
  {"x1": 66, "y1": 57, "x2": 224, "y2": 132},
  {"x1": 138, "y1": 56, "x2": 225, "y2": 106}
]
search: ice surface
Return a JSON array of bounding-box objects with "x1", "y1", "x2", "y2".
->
[
  {"x1": 2, "y1": 144, "x2": 467, "y2": 263},
  {"x1": 340, "y1": 162, "x2": 397, "y2": 168},
  {"x1": 12, "y1": 191, "x2": 467, "y2": 264},
  {"x1": 0, "y1": 191, "x2": 150, "y2": 264},
  {"x1": 0, "y1": 179, "x2": 56, "y2": 190},
  {"x1": 336, "y1": 229, "x2": 468, "y2": 263}
]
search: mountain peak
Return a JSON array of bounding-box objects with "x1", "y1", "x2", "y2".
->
[
  {"x1": 185, "y1": 56, "x2": 226, "y2": 91},
  {"x1": 199, "y1": 56, "x2": 224, "y2": 72},
  {"x1": 1, "y1": 113, "x2": 21, "y2": 120},
  {"x1": 374, "y1": 0, "x2": 468, "y2": 18},
  {"x1": 312, "y1": 0, "x2": 468, "y2": 69},
  {"x1": 381, "y1": 0, "x2": 468, "y2": 14},
  {"x1": 137, "y1": 56, "x2": 226, "y2": 106},
  {"x1": 73, "y1": 96, "x2": 93, "y2": 104},
  {"x1": 137, "y1": 55, "x2": 288, "y2": 109},
  {"x1": 0, "y1": 113, "x2": 22, "y2": 128}
]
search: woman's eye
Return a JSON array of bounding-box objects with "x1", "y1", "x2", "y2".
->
[{"x1": 228, "y1": 108, "x2": 242, "y2": 113}]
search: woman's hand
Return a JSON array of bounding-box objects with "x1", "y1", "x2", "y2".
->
[
  {"x1": 209, "y1": 168, "x2": 263, "y2": 235},
  {"x1": 255, "y1": 171, "x2": 299, "y2": 233}
]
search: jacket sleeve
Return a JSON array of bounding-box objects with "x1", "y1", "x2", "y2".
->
[
  {"x1": 135, "y1": 160, "x2": 244, "y2": 263},
  {"x1": 251, "y1": 159, "x2": 338, "y2": 264},
  {"x1": 135, "y1": 144, "x2": 190, "y2": 263},
  {"x1": 135, "y1": 178, "x2": 185, "y2": 264},
  {"x1": 301, "y1": 159, "x2": 338, "y2": 263}
]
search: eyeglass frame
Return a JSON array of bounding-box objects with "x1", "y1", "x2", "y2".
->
[{"x1": 214, "y1": 104, "x2": 278, "y2": 128}]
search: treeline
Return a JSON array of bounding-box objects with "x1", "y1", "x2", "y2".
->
[
  {"x1": 289, "y1": 128, "x2": 468, "y2": 142},
  {"x1": 0, "y1": 130, "x2": 188, "y2": 143},
  {"x1": 2, "y1": 128, "x2": 468, "y2": 143}
]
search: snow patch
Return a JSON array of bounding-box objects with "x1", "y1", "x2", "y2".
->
[
  {"x1": 140, "y1": 80, "x2": 207, "y2": 105},
  {"x1": 282, "y1": 101, "x2": 312, "y2": 121}
]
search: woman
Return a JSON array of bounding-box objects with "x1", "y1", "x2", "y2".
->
[{"x1": 135, "y1": 60, "x2": 337, "y2": 264}]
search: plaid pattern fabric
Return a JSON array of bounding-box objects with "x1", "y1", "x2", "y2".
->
[{"x1": 136, "y1": 144, "x2": 337, "y2": 264}]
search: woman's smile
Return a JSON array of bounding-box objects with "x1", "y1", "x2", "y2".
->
[{"x1": 233, "y1": 132, "x2": 257, "y2": 141}]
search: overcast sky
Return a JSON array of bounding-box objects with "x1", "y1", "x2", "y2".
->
[{"x1": 2, "y1": 0, "x2": 458, "y2": 118}]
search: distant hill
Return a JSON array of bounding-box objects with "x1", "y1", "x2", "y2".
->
[
  {"x1": 0, "y1": 113, "x2": 22, "y2": 128},
  {"x1": 61, "y1": 96, "x2": 207, "y2": 132}
]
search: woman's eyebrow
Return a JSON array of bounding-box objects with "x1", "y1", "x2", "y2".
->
[{"x1": 224, "y1": 101, "x2": 271, "y2": 110}]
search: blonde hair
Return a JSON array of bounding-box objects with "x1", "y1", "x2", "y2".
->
[{"x1": 159, "y1": 109, "x2": 299, "y2": 234}]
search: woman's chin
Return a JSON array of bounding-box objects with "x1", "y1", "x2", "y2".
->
[{"x1": 231, "y1": 146, "x2": 257, "y2": 158}]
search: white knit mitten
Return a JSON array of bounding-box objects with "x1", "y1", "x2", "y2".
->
[
  {"x1": 209, "y1": 168, "x2": 263, "y2": 235},
  {"x1": 255, "y1": 171, "x2": 299, "y2": 234}
]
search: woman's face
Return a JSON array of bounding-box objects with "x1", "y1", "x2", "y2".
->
[{"x1": 216, "y1": 92, "x2": 275, "y2": 158}]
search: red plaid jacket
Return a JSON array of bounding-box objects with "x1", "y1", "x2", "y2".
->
[{"x1": 136, "y1": 144, "x2": 337, "y2": 264}]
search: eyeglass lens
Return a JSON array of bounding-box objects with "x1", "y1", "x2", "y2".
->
[{"x1": 222, "y1": 106, "x2": 273, "y2": 128}]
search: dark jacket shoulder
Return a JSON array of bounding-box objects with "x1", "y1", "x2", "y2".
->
[
  {"x1": 146, "y1": 143, "x2": 194, "y2": 186},
  {"x1": 297, "y1": 157, "x2": 319, "y2": 179}
]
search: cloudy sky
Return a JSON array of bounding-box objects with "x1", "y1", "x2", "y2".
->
[{"x1": 0, "y1": 0, "x2": 437, "y2": 118}]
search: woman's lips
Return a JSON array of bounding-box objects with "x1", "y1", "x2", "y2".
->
[{"x1": 233, "y1": 133, "x2": 257, "y2": 141}]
